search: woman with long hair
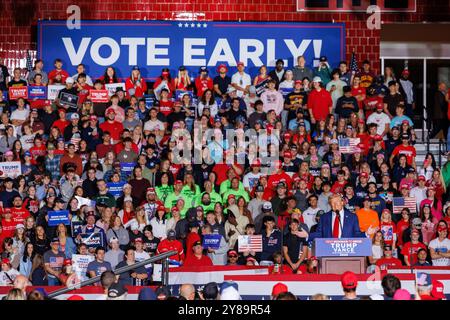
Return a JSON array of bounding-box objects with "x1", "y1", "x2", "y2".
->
[
  {"x1": 181, "y1": 93, "x2": 196, "y2": 132},
  {"x1": 12, "y1": 139, "x2": 25, "y2": 161},
  {"x1": 96, "y1": 207, "x2": 113, "y2": 232},
  {"x1": 197, "y1": 89, "x2": 218, "y2": 117},
  {"x1": 30, "y1": 254, "x2": 47, "y2": 286},
  {"x1": 106, "y1": 214, "x2": 130, "y2": 251},
  {"x1": 380, "y1": 209, "x2": 396, "y2": 249},
  {"x1": 421, "y1": 203, "x2": 438, "y2": 246},
  {"x1": 23, "y1": 185, "x2": 39, "y2": 218},
  {"x1": 237, "y1": 196, "x2": 253, "y2": 225},
  {"x1": 56, "y1": 223, "x2": 77, "y2": 259},
  {"x1": 1, "y1": 237, "x2": 20, "y2": 269},
  {"x1": 427, "y1": 169, "x2": 446, "y2": 201},
  {"x1": 31, "y1": 226, "x2": 50, "y2": 256},
  {"x1": 0, "y1": 125, "x2": 17, "y2": 155},
  {"x1": 150, "y1": 206, "x2": 168, "y2": 240},
  {"x1": 420, "y1": 187, "x2": 443, "y2": 221},
  {"x1": 12, "y1": 225, "x2": 28, "y2": 257},
  {"x1": 153, "y1": 68, "x2": 175, "y2": 100},
  {"x1": 101, "y1": 66, "x2": 118, "y2": 85},
  {"x1": 117, "y1": 199, "x2": 135, "y2": 225},
  {"x1": 101, "y1": 151, "x2": 116, "y2": 172},
  {"x1": 23, "y1": 216, "x2": 36, "y2": 241},
  {"x1": 19, "y1": 242, "x2": 35, "y2": 278},
  {"x1": 124, "y1": 206, "x2": 148, "y2": 232},
  {"x1": 383, "y1": 66, "x2": 396, "y2": 87},
  {"x1": 174, "y1": 66, "x2": 191, "y2": 91},
  {"x1": 125, "y1": 66, "x2": 147, "y2": 98},
  {"x1": 15, "y1": 175, "x2": 27, "y2": 198},
  {"x1": 369, "y1": 231, "x2": 385, "y2": 266}
]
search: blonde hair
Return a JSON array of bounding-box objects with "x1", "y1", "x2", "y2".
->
[
  {"x1": 311, "y1": 293, "x2": 329, "y2": 300},
  {"x1": 5, "y1": 288, "x2": 25, "y2": 300}
]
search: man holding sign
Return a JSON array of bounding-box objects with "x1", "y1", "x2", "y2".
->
[{"x1": 201, "y1": 224, "x2": 228, "y2": 265}]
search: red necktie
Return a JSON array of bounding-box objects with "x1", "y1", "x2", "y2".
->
[{"x1": 333, "y1": 212, "x2": 340, "y2": 238}]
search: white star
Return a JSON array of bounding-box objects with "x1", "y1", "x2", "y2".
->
[
  {"x1": 190, "y1": 23, "x2": 195, "y2": 27},
  {"x1": 203, "y1": 23, "x2": 207, "y2": 28},
  {"x1": 197, "y1": 23, "x2": 201, "y2": 28},
  {"x1": 178, "y1": 23, "x2": 183, "y2": 27},
  {"x1": 184, "y1": 23, "x2": 189, "y2": 27}
]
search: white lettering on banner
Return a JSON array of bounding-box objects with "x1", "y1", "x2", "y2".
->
[
  {"x1": 121, "y1": 38, "x2": 146, "y2": 65},
  {"x1": 207, "y1": 38, "x2": 236, "y2": 66},
  {"x1": 183, "y1": 38, "x2": 207, "y2": 66},
  {"x1": 147, "y1": 38, "x2": 170, "y2": 65},
  {"x1": 62, "y1": 37, "x2": 91, "y2": 65},
  {"x1": 239, "y1": 39, "x2": 264, "y2": 66},
  {"x1": 284, "y1": 39, "x2": 312, "y2": 61},
  {"x1": 62, "y1": 37, "x2": 323, "y2": 68},
  {"x1": 331, "y1": 242, "x2": 358, "y2": 255},
  {"x1": 266, "y1": 39, "x2": 287, "y2": 67},
  {"x1": 90, "y1": 37, "x2": 121, "y2": 66}
]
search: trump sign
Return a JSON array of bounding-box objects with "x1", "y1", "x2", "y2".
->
[{"x1": 38, "y1": 20, "x2": 345, "y2": 80}]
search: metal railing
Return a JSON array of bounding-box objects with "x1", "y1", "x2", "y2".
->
[{"x1": 47, "y1": 250, "x2": 177, "y2": 299}]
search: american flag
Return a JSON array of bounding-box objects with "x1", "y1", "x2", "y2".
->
[
  {"x1": 350, "y1": 51, "x2": 359, "y2": 74},
  {"x1": 338, "y1": 137, "x2": 360, "y2": 154},
  {"x1": 238, "y1": 235, "x2": 263, "y2": 252},
  {"x1": 26, "y1": 50, "x2": 33, "y2": 73},
  {"x1": 392, "y1": 197, "x2": 417, "y2": 214}
]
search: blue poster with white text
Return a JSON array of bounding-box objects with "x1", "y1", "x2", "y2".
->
[{"x1": 38, "y1": 20, "x2": 345, "y2": 81}]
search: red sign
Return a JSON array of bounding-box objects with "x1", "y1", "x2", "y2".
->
[
  {"x1": 297, "y1": 0, "x2": 416, "y2": 12},
  {"x1": 89, "y1": 90, "x2": 109, "y2": 103},
  {"x1": 8, "y1": 86, "x2": 28, "y2": 100}
]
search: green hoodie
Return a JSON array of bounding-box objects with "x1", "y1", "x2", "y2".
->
[
  {"x1": 195, "y1": 191, "x2": 223, "y2": 212},
  {"x1": 156, "y1": 184, "x2": 174, "y2": 203}
]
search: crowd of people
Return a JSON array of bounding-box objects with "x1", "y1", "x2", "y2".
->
[
  {"x1": 2, "y1": 271, "x2": 446, "y2": 300},
  {"x1": 0, "y1": 53, "x2": 449, "y2": 300}
]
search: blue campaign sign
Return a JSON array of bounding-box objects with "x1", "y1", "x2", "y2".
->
[
  {"x1": 202, "y1": 234, "x2": 222, "y2": 250},
  {"x1": 38, "y1": 20, "x2": 345, "y2": 81},
  {"x1": 120, "y1": 162, "x2": 135, "y2": 176},
  {"x1": 107, "y1": 182, "x2": 126, "y2": 198},
  {"x1": 314, "y1": 238, "x2": 372, "y2": 258},
  {"x1": 1, "y1": 90, "x2": 7, "y2": 102},
  {"x1": 28, "y1": 86, "x2": 48, "y2": 99},
  {"x1": 80, "y1": 232, "x2": 104, "y2": 248},
  {"x1": 48, "y1": 210, "x2": 70, "y2": 226}
]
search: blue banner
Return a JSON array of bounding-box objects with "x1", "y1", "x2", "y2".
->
[
  {"x1": 48, "y1": 210, "x2": 70, "y2": 226},
  {"x1": 80, "y1": 232, "x2": 104, "y2": 248},
  {"x1": 120, "y1": 162, "x2": 135, "y2": 177},
  {"x1": 314, "y1": 238, "x2": 372, "y2": 257},
  {"x1": 202, "y1": 234, "x2": 222, "y2": 250},
  {"x1": 28, "y1": 86, "x2": 48, "y2": 100},
  {"x1": 38, "y1": 20, "x2": 345, "y2": 81},
  {"x1": 107, "y1": 182, "x2": 126, "y2": 198}
]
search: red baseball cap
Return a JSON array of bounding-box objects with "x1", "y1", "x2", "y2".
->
[
  {"x1": 63, "y1": 259, "x2": 72, "y2": 266},
  {"x1": 418, "y1": 175, "x2": 426, "y2": 181},
  {"x1": 283, "y1": 132, "x2": 292, "y2": 140},
  {"x1": 382, "y1": 209, "x2": 391, "y2": 215},
  {"x1": 251, "y1": 159, "x2": 261, "y2": 167},
  {"x1": 134, "y1": 237, "x2": 143, "y2": 243},
  {"x1": 359, "y1": 172, "x2": 368, "y2": 179},
  {"x1": 1, "y1": 258, "x2": 10, "y2": 265},
  {"x1": 106, "y1": 108, "x2": 116, "y2": 115},
  {"x1": 175, "y1": 180, "x2": 183, "y2": 185},
  {"x1": 271, "y1": 282, "x2": 288, "y2": 297},
  {"x1": 157, "y1": 206, "x2": 166, "y2": 212},
  {"x1": 89, "y1": 115, "x2": 98, "y2": 121},
  {"x1": 400, "y1": 184, "x2": 409, "y2": 189},
  {"x1": 227, "y1": 194, "x2": 236, "y2": 200},
  {"x1": 146, "y1": 187, "x2": 156, "y2": 194},
  {"x1": 294, "y1": 80, "x2": 303, "y2": 85},
  {"x1": 376, "y1": 102, "x2": 384, "y2": 110},
  {"x1": 437, "y1": 226, "x2": 448, "y2": 232},
  {"x1": 171, "y1": 207, "x2": 180, "y2": 213},
  {"x1": 67, "y1": 295, "x2": 85, "y2": 300},
  {"x1": 431, "y1": 280, "x2": 445, "y2": 299},
  {"x1": 357, "y1": 118, "x2": 365, "y2": 124},
  {"x1": 283, "y1": 151, "x2": 292, "y2": 158},
  {"x1": 217, "y1": 64, "x2": 228, "y2": 73},
  {"x1": 402, "y1": 69, "x2": 410, "y2": 75},
  {"x1": 237, "y1": 61, "x2": 245, "y2": 67},
  {"x1": 411, "y1": 229, "x2": 420, "y2": 235},
  {"x1": 341, "y1": 271, "x2": 358, "y2": 289}
]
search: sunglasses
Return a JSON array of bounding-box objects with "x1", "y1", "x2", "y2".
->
[{"x1": 229, "y1": 255, "x2": 238, "y2": 258}]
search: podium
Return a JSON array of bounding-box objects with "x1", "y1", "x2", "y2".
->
[{"x1": 313, "y1": 238, "x2": 372, "y2": 274}]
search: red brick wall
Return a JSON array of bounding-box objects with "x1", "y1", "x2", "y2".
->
[{"x1": 0, "y1": 0, "x2": 448, "y2": 73}]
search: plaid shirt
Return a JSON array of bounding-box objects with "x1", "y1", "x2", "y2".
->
[{"x1": 45, "y1": 155, "x2": 62, "y2": 180}]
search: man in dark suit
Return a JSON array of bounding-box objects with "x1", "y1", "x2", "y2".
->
[{"x1": 309, "y1": 194, "x2": 374, "y2": 240}]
